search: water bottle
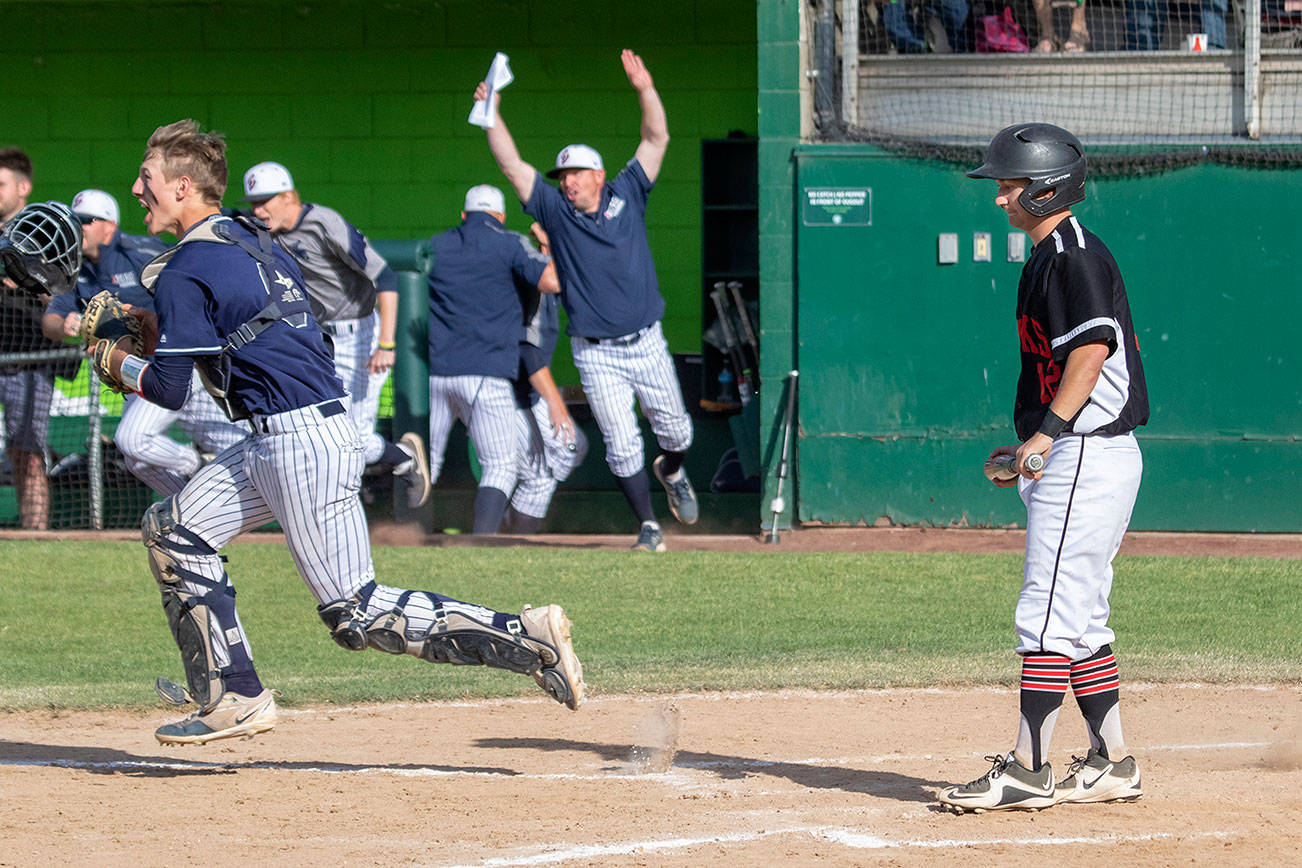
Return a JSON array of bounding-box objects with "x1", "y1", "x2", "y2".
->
[{"x1": 717, "y1": 369, "x2": 738, "y2": 404}]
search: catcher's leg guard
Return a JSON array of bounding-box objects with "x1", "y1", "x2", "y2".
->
[
  {"x1": 142, "y1": 497, "x2": 241, "y2": 710},
  {"x1": 413, "y1": 604, "x2": 557, "y2": 674},
  {"x1": 317, "y1": 581, "x2": 409, "y2": 654}
]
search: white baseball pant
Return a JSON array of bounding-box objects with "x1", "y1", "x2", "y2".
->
[
  {"x1": 428, "y1": 374, "x2": 524, "y2": 494},
  {"x1": 326, "y1": 313, "x2": 391, "y2": 465},
  {"x1": 157, "y1": 398, "x2": 500, "y2": 670},
  {"x1": 115, "y1": 371, "x2": 249, "y2": 496},
  {"x1": 1016, "y1": 432, "x2": 1143, "y2": 662},
  {"x1": 570, "y1": 321, "x2": 692, "y2": 478},
  {"x1": 511, "y1": 397, "x2": 589, "y2": 519}
]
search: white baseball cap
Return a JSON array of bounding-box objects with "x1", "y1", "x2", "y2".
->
[
  {"x1": 463, "y1": 184, "x2": 506, "y2": 215},
  {"x1": 242, "y1": 161, "x2": 295, "y2": 202},
  {"x1": 545, "y1": 144, "x2": 604, "y2": 179},
  {"x1": 70, "y1": 189, "x2": 119, "y2": 224}
]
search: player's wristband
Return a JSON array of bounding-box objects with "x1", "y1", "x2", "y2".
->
[
  {"x1": 120, "y1": 354, "x2": 149, "y2": 393},
  {"x1": 1038, "y1": 408, "x2": 1069, "y2": 439},
  {"x1": 377, "y1": 341, "x2": 395, "y2": 351}
]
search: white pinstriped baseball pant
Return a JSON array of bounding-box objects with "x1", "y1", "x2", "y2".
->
[
  {"x1": 326, "y1": 313, "x2": 391, "y2": 465},
  {"x1": 427, "y1": 374, "x2": 524, "y2": 494},
  {"x1": 115, "y1": 371, "x2": 249, "y2": 496},
  {"x1": 157, "y1": 397, "x2": 500, "y2": 672},
  {"x1": 511, "y1": 397, "x2": 589, "y2": 519},
  {"x1": 1016, "y1": 432, "x2": 1143, "y2": 662},
  {"x1": 570, "y1": 321, "x2": 692, "y2": 478}
]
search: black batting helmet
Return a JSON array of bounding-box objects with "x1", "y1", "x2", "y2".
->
[
  {"x1": 967, "y1": 123, "x2": 1086, "y2": 218},
  {"x1": 1, "y1": 201, "x2": 83, "y2": 283}
]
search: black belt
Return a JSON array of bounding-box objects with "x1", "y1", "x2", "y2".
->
[
  {"x1": 252, "y1": 399, "x2": 345, "y2": 433},
  {"x1": 318, "y1": 399, "x2": 345, "y2": 418},
  {"x1": 584, "y1": 326, "x2": 651, "y2": 346}
]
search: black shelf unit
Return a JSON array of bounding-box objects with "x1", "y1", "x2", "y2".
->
[{"x1": 701, "y1": 136, "x2": 759, "y2": 409}]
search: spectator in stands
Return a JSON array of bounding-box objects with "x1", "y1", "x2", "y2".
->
[
  {"x1": 1126, "y1": 0, "x2": 1229, "y2": 49},
  {"x1": 881, "y1": 0, "x2": 971, "y2": 53},
  {"x1": 1033, "y1": 0, "x2": 1090, "y2": 51}
]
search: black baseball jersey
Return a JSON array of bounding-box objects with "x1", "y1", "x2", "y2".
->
[{"x1": 1013, "y1": 216, "x2": 1148, "y2": 442}]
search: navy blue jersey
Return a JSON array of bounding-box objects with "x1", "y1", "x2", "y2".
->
[
  {"x1": 427, "y1": 212, "x2": 547, "y2": 378},
  {"x1": 1014, "y1": 216, "x2": 1149, "y2": 441},
  {"x1": 47, "y1": 230, "x2": 168, "y2": 318},
  {"x1": 144, "y1": 215, "x2": 344, "y2": 416},
  {"x1": 524, "y1": 159, "x2": 664, "y2": 339}
]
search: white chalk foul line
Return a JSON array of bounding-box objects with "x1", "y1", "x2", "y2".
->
[
  {"x1": 0, "y1": 739, "x2": 1269, "y2": 778},
  {"x1": 438, "y1": 828, "x2": 1238, "y2": 867}
]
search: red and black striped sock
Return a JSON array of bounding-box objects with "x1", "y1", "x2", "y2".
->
[
  {"x1": 1070, "y1": 644, "x2": 1124, "y2": 759},
  {"x1": 1016, "y1": 652, "x2": 1070, "y2": 770}
]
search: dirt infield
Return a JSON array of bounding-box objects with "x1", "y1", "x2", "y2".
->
[
  {"x1": 2, "y1": 529, "x2": 1298, "y2": 865},
  {"x1": 2, "y1": 685, "x2": 1299, "y2": 866}
]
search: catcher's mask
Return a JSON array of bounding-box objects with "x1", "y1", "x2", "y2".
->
[
  {"x1": 966, "y1": 123, "x2": 1087, "y2": 219},
  {"x1": 0, "y1": 200, "x2": 84, "y2": 294}
]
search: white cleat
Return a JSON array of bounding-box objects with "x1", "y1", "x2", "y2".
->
[
  {"x1": 1054, "y1": 749, "x2": 1143, "y2": 804},
  {"x1": 938, "y1": 752, "x2": 1056, "y2": 813},
  {"x1": 155, "y1": 689, "x2": 277, "y2": 746}
]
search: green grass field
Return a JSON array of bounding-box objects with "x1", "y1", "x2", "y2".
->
[{"x1": 1, "y1": 540, "x2": 1298, "y2": 710}]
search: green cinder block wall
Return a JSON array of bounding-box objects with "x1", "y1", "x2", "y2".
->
[{"x1": 2, "y1": 0, "x2": 758, "y2": 385}]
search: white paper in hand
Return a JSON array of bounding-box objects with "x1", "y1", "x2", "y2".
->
[{"x1": 468, "y1": 52, "x2": 514, "y2": 129}]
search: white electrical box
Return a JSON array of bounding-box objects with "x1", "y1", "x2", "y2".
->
[
  {"x1": 1007, "y1": 232, "x2": 1026, "y2": 263},
  {"x1": 973, "y1": 232, "x2": 991, "y2": 262},
  {"x1": 938, "y1": 233, "x2": 959, "y2": 265}
]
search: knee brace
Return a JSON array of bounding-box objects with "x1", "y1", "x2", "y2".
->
[{"x1": 141, "y1": 497, "x2": 228, "y2": 710}]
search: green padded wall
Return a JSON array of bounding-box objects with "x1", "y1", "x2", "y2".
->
[
  {"x1": 1, "y1": 0, "x2": 757, "y2": 384},
  {"x1": 792, "y1": 147, "x2": 1301, "y2": 532}
]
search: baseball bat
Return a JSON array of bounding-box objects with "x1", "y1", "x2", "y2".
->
[
  {"x1": 726, "y1": 280, "x2": 760, "y2": 384},
  {"x1": 766, "y1": 370, "x2": 799, "y2": 544},
  {"x1": 710, "y1": 287, "x2": 752, "y2": 406},
  {"x1": 983, "y1": 452, "x2": 1044, "y2": 482}
]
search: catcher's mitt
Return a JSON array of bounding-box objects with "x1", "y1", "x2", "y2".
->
[
  {"x1": 90, "y1": 337, "x2": 135, "y2": 394},
  {"x1": 79, "y1": 290, "x2": 143, "y2": 348}
]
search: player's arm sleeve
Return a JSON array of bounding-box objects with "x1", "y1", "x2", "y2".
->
[
  {"x1": 1045, "y1": 251, "x2": 1120, "y2": 361},
  {"x1": 519, "y1": 341, "x2": 550, "y2": 378},
  {"x1": 44, "y1": 290, "x2": 76, "y2": 318},
  {"x1": 321, "y1": 209, "x2": 392, "y2": 288},
  {"x1": 615, "y1": 159, "x2": 653, "y2": 211},
  {"x1": 139, "y1": 354, "x2": 195, "y2": 410},
  {"x1": 142, "y1": 270, "x2": 221, "y2": 410},
  {"x1": 522, "y1": 173, "x2": 562, "y2": 225}
]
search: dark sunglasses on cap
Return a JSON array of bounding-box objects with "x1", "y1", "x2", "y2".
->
[{"x1": 76, "y1": 215, "x2": 99, "y2": 225}]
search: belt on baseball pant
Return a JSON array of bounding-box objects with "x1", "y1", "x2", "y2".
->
[
  {"x1": 583, "y1": 325, "x2": 653, "y2": 346},
  {"x1": 323, "y1": 318, "x2": 365, "y2": 336},
  {"x1": 250, "y1": 398, "x2": 346, "y2": 434}
]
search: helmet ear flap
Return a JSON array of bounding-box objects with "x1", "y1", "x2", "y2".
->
[{"x1": 969, "y1": 123, "x2": 1087, "y2": 217}]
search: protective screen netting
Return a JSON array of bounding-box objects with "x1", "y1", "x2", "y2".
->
[{"x1": 820, "y1": 0, "x2": 1302, "y2": 170}]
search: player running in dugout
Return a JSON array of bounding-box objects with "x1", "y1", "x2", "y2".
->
[
  {"x1": 938, "y1": 123, "x2": 1149, "y2": 812},
  {"x1": 426, "y1": 184, "x2": 558, "y2": 534},
  {"x1": 241, "y1": 161, "x2": 431, "y2": 509},
  {"x1": 503, "y1": 223, "x2": 589, "y2": 533},
  {"x1": 87, "y1": 120, "x2": 583, "y2": 746},
  {"x1": 42, "y1": 189, "x2": 249, "y2": 496},
  {"x1": 476, "y1": 49, "x2": 699, "y2": 553}
]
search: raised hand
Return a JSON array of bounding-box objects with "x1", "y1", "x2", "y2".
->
[{"x1": 621, "y1": 49, "x2": 654, "y2": 92}]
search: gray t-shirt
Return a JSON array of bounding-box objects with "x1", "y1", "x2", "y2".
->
[{"x1": 273, "y1": 202, "x2": 389, "y2": 323}]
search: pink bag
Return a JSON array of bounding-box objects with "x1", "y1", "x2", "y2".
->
[{"x1": 976, "y1": 7, "x2": 1030, "y2": 53}]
